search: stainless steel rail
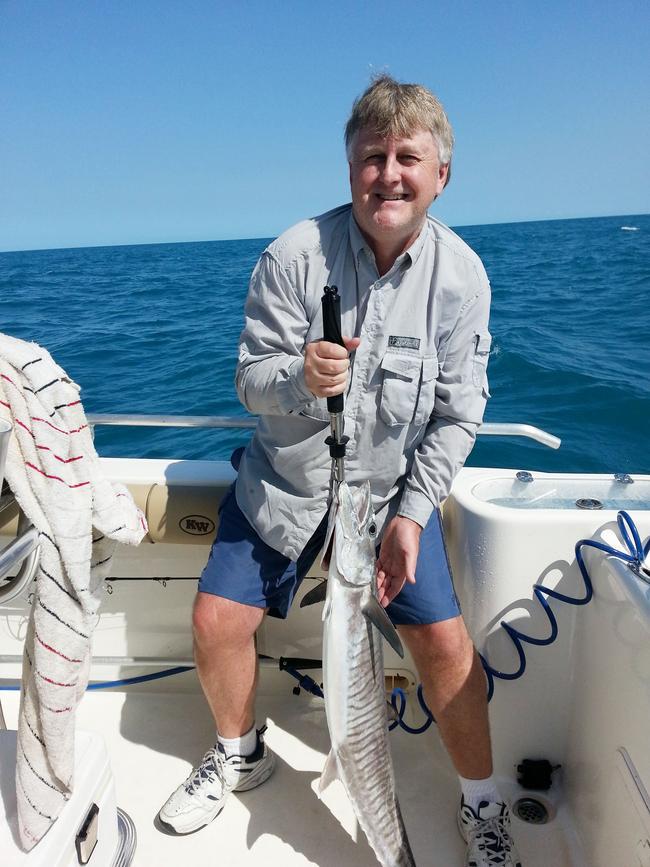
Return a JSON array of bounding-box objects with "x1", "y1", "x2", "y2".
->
[
  {"x1": 476, "y1": 423, "x2": 561, "y2": 450},
  {"x1": 0, "y1": 420, "x2": 11, "y2": 489},
  {"x1": 0, "y1": 510, "x2": 41, "y2": 604},
  {"x1": 88, "y1": 414, "x2": 561, "y2": 449},
  {"x1": 0, "y1": 422, "x2": 41, "y2": 605},
  {"x1": 88, "y1": 413, "x2": 257, "y2": 429}
]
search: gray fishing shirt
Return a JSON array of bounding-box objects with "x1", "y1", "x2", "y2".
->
[{"x1": 235, "y1": 204, "x2": 491, "y2": 561}]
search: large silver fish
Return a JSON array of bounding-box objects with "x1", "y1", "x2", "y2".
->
[{"x1": 317, "y1": 480, "x2": 416, "y2": 867}]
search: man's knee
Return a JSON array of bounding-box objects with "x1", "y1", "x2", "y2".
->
[
  {"x1": 192, "y1": 592, "x2": 264, "y2": 648},
  {"x1": 401, "y1": 616, "x2": 474, "y2": 670}
]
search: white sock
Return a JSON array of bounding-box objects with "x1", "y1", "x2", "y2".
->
[
  {"x1": 217, "y1": 725, "x2": 257, "y2": 759},
  {"x1": 459, "y1": 774, "x2": 501, "y2": 812}
]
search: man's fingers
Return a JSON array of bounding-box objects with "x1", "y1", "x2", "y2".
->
[
  {"x1": 315, "y1": 340, "x2": 352, "y2": 360},
  {"x1": 304, "y1": 336, "x2": 360, "y2": 397},
  {"x1": 343, "y1": 336, "x2": 361, "y2": 352},
  {"x1": 319, "y1": 361, "x2": 349, "y2": 377},
  {"x1": 315, "y1": 372, "x2": 348, "y2": 397},
  {"x1": 315, "y1": 369, "x2": 348, "y2": 386}
]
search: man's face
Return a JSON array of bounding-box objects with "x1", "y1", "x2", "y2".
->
[{"x1": 349, "y1": 127, "x2": 448, "y2": 257}]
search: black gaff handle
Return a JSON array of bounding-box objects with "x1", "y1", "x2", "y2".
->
[{"x1": 322, "y1": 285, "x2": 345, "y2": 414}]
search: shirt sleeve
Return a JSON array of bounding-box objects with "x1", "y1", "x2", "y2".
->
[
  {"x1": 235, "y1": 251, "x2": 316, "y2": 415},
  {"x1": 398, "y1": 266, "x2": 492, "y2": 527}
]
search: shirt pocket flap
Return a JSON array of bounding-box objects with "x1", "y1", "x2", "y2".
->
[
  {"x1": 380, "y1": 353, "x2": 421, "y2": 380},
  {"x1": 475, "y1": 334, "x2": 492, "y2": 355},
  {"x1": 421, "y1": 355, "x2": 439, "y2": 381}
]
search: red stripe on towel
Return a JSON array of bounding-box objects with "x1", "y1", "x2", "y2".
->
[
  {"x1": 13, "y1": 418, "x2": 84, "y2": 463},
  {"x1": 37, "y1": 671, "x2": 77, "y2": 688},
  {"x1": 25, "y1": 462, "x2": 89, "y2": 487},
  {"x1": 35, "y1": 632, "x2": 83, "y2": 664},
  {"x1": 15, "y1": 419, "x2": 35, "y2": 438},
  {"x1": 31, "y1": 416, "x2": 88, "y2": 435},
  {"x1": 36, "y1": 445, "x2": 84, "y2": 463},
  {"x1": 14, "y1": 420, "x2": 83, "y2": 462},
  {"x1": 43, "y1": 704, "x2": 73, "y2": 714}
]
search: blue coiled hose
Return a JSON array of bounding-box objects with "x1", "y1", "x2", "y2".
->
[{"x1": 388, "y1": 509, "x2": 650, "y2": 734}]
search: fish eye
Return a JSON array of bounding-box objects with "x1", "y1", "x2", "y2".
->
[{"x1": 368, "y1": 522, "x2": 377, "y2": 538}]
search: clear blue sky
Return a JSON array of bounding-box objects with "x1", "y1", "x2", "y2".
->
[{"x1": 1, "y1": 0, "x2": 648, "y2": 251}]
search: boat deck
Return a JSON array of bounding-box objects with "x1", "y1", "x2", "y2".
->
[{"x1": 2, "y1": 672, "x2": 582, "y2": 866}]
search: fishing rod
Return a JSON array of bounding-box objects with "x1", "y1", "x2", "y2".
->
[{"x1": 321, "y1": 285, "x2": 349, "y2": 490}]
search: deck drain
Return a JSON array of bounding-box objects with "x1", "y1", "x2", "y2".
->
[
  {"x1": 576, "y1": 497, "x2": 603, "y2": 510},
  {"x1": 512, "y1": 798, "x2": 549, "y2": 824}
]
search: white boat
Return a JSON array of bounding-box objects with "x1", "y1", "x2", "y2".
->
[{"x1": 1, "y1": 415, "x2": 649, "y2": 866}]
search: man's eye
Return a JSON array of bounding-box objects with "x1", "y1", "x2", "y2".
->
[{"x1": 400, "y1": 155, "x2": 418, "y2": 165}]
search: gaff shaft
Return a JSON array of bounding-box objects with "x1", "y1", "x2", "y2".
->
[{"x1": 321, "y1": 285, "x2": 349, "y2": 486}]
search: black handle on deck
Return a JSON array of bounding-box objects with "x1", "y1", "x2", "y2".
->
[{"x1": 322, "y1": 285, "x2": 344, "y2": 414}]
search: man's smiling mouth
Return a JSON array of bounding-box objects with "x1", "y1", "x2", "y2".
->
[{"x1": 376, "y1": 194, "x2": 407, "y2": 201}]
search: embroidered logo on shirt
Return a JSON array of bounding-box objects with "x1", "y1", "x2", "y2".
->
[{"x1": 388, "y1": 336, "x2": 420, "y2": 350}]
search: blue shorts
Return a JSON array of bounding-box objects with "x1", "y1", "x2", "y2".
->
[{"x1": 198, "y1": 486, "x2": 461, "y2": 626}]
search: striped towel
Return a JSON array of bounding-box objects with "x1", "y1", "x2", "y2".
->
[{"x1": 0, "y1": 333, "x2": 148, "y2": 851}]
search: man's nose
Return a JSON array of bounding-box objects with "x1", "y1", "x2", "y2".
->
[{"x1": 380, "y1": 154, "x2": 400, "y2": 184}]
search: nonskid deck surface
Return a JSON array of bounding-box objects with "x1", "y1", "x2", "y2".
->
[{"x1": 1, "y1": 676, "x2": 579, "y2": 866}]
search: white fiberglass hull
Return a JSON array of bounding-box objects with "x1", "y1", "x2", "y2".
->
[{"x1": 0, "y1": 460, "x2": 649, "y2": 866}]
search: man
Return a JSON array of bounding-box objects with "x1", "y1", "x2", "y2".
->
[{"x1": 159, "y1": 75, "x2": 521, "y2": 866}]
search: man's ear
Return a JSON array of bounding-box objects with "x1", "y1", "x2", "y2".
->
[{"x1": 441, "y1": 160, "x2": 451, "y2": 189}]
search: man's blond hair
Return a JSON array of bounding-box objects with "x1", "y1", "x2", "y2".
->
[{"x1": 345, "y1": 75, "x2": 454, "y2": 172}]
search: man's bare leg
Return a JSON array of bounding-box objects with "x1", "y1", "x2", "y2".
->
[
  {"x1": 158, "y1": 592, "x2": 272, "y2": 833},
  {"x1": 192, "y1": 591, "x2": 266, "y2": 738},
  {"x1": 399, "y1": 616, "x2": 492, "y2": 779}
]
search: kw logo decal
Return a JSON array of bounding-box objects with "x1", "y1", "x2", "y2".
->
[{"x1": 180, "y1": 515, "x2": 215, "y2": 536}]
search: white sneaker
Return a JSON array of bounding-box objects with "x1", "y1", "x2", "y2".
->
[
  {"x1": 158, "y1": 726, "x2": 275, "y2": 834},
  {"x1": 457, "y1": 798, "x2": 522, "y2": 867}
]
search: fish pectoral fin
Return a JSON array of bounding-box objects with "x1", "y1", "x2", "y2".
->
[
  {"x1": 317, "y1": 749, "x2": 339, "y2": 795},
  {"x1": 362, "y1": 596, "x2": 405, "y2": 659},
  {"x1": 299, "y1": 581, "x2": 328, "y2": 608},
  {"x1": 386, "y1": 699, "x2": 399, "y2": 723}
]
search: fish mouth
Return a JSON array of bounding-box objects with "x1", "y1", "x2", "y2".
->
[{"x1": 336, "y1": 481, "x2": 374, "y2": 538}]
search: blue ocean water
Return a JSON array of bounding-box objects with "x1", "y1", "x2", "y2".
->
[{"x1": 1, "y1": 214, "x2": 648, "y2": 475}]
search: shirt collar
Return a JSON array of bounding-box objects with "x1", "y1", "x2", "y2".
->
[{"x1": 348, "y1": 210, "x2": 429, "y2": 273}]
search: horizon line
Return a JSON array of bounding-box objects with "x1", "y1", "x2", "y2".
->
[{"x1": 1, "y1": 210, "x2": 647, "y2": 255}]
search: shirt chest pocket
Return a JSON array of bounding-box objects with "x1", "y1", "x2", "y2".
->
[{"x1": 379, "y1": 352, "x2": 439, "y2": 427}]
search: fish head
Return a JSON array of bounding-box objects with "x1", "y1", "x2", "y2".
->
[{"x1": 328, "y1": 481, "x2": 378, "y2": 587}]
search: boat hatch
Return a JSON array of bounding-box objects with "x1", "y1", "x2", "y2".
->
[{"x1": 472, "y1": 477, "x2": 650, "y2": 510}]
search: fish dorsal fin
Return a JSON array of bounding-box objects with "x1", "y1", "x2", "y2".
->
[
  {"x1": 318, "y1": 749, "x2": 339, "y2": 794},
  {"x1": 299, "y1": 581, "x2": 328, "y2": 608},
  {"x1": 362, "y1": 597, "x2": 405, "y2": 659}
]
